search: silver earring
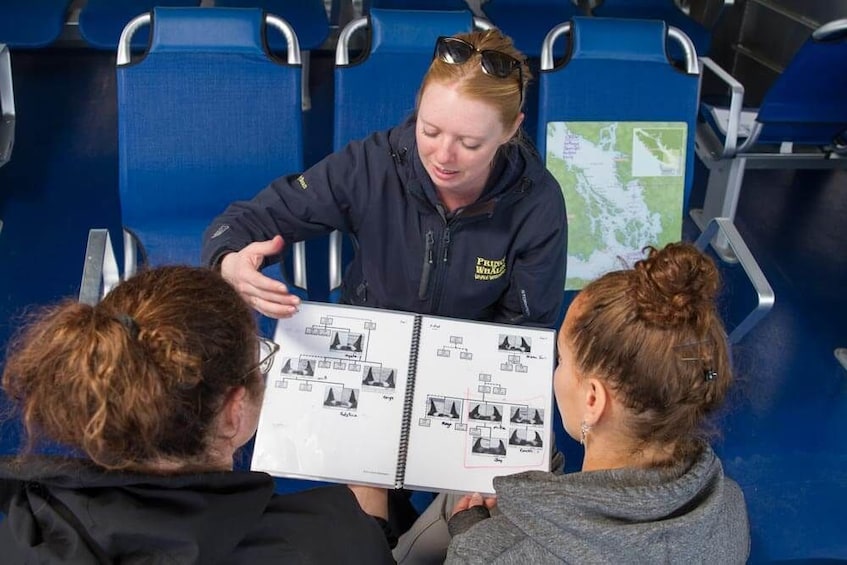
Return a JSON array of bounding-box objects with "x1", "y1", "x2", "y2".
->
[{"x1": 580, "y1": 421, "x2": 591, "y2": 445}]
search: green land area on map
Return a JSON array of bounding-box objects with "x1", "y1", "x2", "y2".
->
[{"x1": 546, "y1": 121, "x2": 686, "y2": 290}]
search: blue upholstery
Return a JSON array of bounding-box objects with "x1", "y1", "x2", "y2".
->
[
  {"x1": 591, "y1": 0, "x2": 712, "y2": 58},
  {"x1": 117, "y1": 7, "x2": 303, "y2": 271},
  {"x1": 481, "y1": 0, "x2": 583, "y2": 57},
  {"x1": 538, "y1": 17, "x2": 773, "y2": 345},
  {"x1": 327, "y1": 8, "x2": 478, "y2": 301},
  {"x1": 79, "y1": 0, "x2": 201, "y2": 50},
  {"x1": 690, "y1": 19, "x2": 847, "y2": 263},
  {"x1": 366, "y1": 0, "x2": 470, "y2": 10},
  {"x1": 333, "y1": 9, "x2": 475, "y2": 149},
  {"x1": 536, "y1": 17, "x2": 699, "y2": 205},
  {"x1": 752, "y1": 29, "x2": 847, "y2": 145},
  {"x1": 216, "y1": 0, "x2": 329, "y2": 50},
  {"x1": 0, "y1": 0, "x2": 72, "y2": 48}
]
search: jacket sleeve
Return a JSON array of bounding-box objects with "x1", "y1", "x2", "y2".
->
[
  {"x1": 201, "y1": 135, "x2": 387, "y2": 268},
  {"x1": 493, "y1": 174, "x2": 567, "y2": 329},
  {"x1": 447, "y1": 505, "x2": 491, "y2": 538}
]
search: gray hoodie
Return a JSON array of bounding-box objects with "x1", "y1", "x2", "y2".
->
[{"x1": 447, "y1": 445, "x2": 749, "y2": 564}]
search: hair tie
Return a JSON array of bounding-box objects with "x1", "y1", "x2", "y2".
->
[{"x1": 115, "y1": 313, "x2": 140, "y2": 340}]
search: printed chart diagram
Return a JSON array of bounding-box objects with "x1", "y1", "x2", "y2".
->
[
  {"x1": 416, "y1": 330, "x2": 547, "y2": 460},
  {"x1": 253, "y1": 303, "x2": 415, "y2": 486},
  {"x1": 270, "y1": 310, "x2": 405, "y2": 413}
]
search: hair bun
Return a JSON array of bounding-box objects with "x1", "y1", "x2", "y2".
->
[{"x1": 631, "y1": 243, "x2": 719, "y2": 327}]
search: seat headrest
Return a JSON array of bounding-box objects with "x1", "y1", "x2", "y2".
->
[
  {"x1": 149, "y1": 7, "x2": 266, "y2": 55},
  {"x1": 369, "y1": 8, "x2": 474, "y2": 55},
  {"x1": 571, "y1": 16, "x2": 669, "y2": 64}
]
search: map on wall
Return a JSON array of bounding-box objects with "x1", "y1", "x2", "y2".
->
[{"x1": 546, "y1": 121, "x2": 686, "y2": 290}]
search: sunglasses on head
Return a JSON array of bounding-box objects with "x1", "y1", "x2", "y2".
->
[{"x1": 434, "y1": 36, "x2": 524, "y2": 102}]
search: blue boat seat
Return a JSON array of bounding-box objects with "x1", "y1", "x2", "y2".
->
[
  {"x1": 0, "y1": 0, "x2": 73, "y2": 48},
  {"x1": 537, "y1": 17, "x2": 772, "y2": 344},
  {"x1": 100, "y1": 7, "x2": 306, "y2": 291},
  {"x1": 366, "y1": 0, "x2": 471, "y2": 10},
  {"x1": 690, "y1": 18, "x2": 847, "y2": 262},
  {"x1": 591, "y1": 0, "x2": 713, "y2": 60},
  {"x1": 481, "y1": 0, "x2": 584, "y2": 58},
  {"x1": 78, "y1": 0, "x2": 201, "y2": 51},
  {"x1": 215, "y1": 0, "x2": 329, "y2": 51}
]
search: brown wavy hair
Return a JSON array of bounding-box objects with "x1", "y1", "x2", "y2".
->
[
  {"x1": 418, "y1": 29, "x2": 531, "y2": 138},
  {"x1": 2, "y1": 266, "x2": 260, "y2": 471},
  {"x1": 567, "y1": 242, "x2": 732, "y2": 465}
]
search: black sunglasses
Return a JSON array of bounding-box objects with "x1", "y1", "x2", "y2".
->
[{"x1": 434, "y1": 36, "x2": 524, "y2": 103}]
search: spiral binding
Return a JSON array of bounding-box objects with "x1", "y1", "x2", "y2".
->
[{"x1": 395, "y1": 314, "x2": 422, "y2": 489}]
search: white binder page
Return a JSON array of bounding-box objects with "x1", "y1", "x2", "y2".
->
[
  {"x1": 252, "y1": 302, "x2": 416, "y2": 487},
  {"x1": 403, "y1": 317, "x2": 555, "y2": 494}
]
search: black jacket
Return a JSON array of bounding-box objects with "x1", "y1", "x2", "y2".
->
[
  {"x1": 202, "y1": 117, "x2": 567, "y2": 327},
  {"x1": 0, "y1": 456, "x2": 394, "y2": 564}
]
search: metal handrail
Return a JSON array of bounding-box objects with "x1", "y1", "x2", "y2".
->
[{"x1": 694, "y1": 218, "x2": 775, "y2": 344}]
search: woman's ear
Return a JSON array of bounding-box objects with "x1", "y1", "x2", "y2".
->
[
  {"x1": 582, "y1": 377, "x2": 608, "y2": 427},
  {"x1": 220, "y1": 386, "x2": 248, "y2": 441},
  {"x1": 505, "y1": 112, "x2": 525, "y2": 142}
]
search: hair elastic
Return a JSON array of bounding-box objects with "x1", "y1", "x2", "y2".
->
[{"x1": 115, "y1": 313, "x2": 140, "y2": 340}]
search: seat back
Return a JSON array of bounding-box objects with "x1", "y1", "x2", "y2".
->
[
  {"x1": 79, "y1": 0, "x2": 201, "y2": 50},
  {"x1": 537, "y1": 16, "x2": 700, "y2": 290},
  {"x1": 215, "y1": 0, "x2": 329, "y2": 51},
  {"x1": 0, "y1": 0, "x2": 73, "y2": 48},
  {"x1": 117, "y1": 7, "x2": 305, "y2": 285},
  {"x1": 481, "y1": 0, "x2": 583, "y2": 57},
  {"x1": 326, "y1": 8, "x2": 482, "y2": 300},
  {"x1": 591, "y1": 0, "x2": 712, "y2": 58},
  {"x1": 755, "y1": 19, "x2": 847, "y2": 147},
  {"x1": 333, "y1": 9, "x2": 477, "y2": 151},
  {"x1": 366, "y1": 0, "x2": 470, "y2": 10}
]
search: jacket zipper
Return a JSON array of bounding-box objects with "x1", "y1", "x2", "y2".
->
[
  {"x1": 430, "y1": 226, "x2": 452, "y2": 313},
  {"x1": 418, "y1": 230, "x2": 435, "y2": 299}
]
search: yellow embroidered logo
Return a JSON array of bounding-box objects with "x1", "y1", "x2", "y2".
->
[
  {"x1": 475, "y1": 256, "x2": 506, "y2": 281},
  {"x1": 296, "y1": 175, "x2": 308, "y2": 189}
]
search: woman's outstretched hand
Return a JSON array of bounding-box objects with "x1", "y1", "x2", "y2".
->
[{"x1": 219, "y1": 235, "x2": 301, "y2": 318}]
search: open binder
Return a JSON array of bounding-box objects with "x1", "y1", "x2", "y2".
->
[{"x1": 251, "y1": 302, "x2": 556, "y2": 494}]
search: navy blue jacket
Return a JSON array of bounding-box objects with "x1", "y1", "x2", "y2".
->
[{"x1": 202, "y1": 117, "x2": 567, "y2": 327}]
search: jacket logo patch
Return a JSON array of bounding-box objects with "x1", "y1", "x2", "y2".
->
[
  {"x1": 475, "y1": 256, "x2": 506, "y2": 281},
  {"x1": 211, "y1": 224, "x2": 229, "y2": 239},
  {"x1": 297, "y1": 175, "x2": 308, "y2": 190}
]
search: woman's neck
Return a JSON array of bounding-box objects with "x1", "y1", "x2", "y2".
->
[
  {"x1": 581, "y1": 437, "x2": 677, "y2": 472},
  {"x1": 438, "y1": 189, "x2": 484, "y2": 214}
]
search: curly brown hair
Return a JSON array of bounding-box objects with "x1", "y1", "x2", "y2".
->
[
  {"x1": 567, "y1": 242, "x2": 732, "y2": 466},
  {"x1": 2, "y1": 266, "x2": 260, "y2": 471}
]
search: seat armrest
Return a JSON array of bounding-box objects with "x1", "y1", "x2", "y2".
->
[
  {"x1": 1, "y1": 44, "x2": 14, "y2": 167},
  {"x1": 700, "y1": 57, "x2": 745, "y2": 158},
  {"x1": 79, "y1": 229, "x2": 121, "y2": 305},
  {"x1": 694, "y1": 218, "x2": 774, "y2": 344}
]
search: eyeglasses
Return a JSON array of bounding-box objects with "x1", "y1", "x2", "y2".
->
[
  {"x1": 244, "y1": 336, "x2": 280, "y2": 383},
  {"x1": 434, "y1": 36, "x2": 524, "y2": 102}
]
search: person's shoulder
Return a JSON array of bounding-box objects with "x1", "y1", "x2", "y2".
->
[
  {"x1": 447, "y1": 514, "x2": 534, "y2": 564},
  {"x1": 261, "y1": 486, "x2": 394, "y2": 562}
]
